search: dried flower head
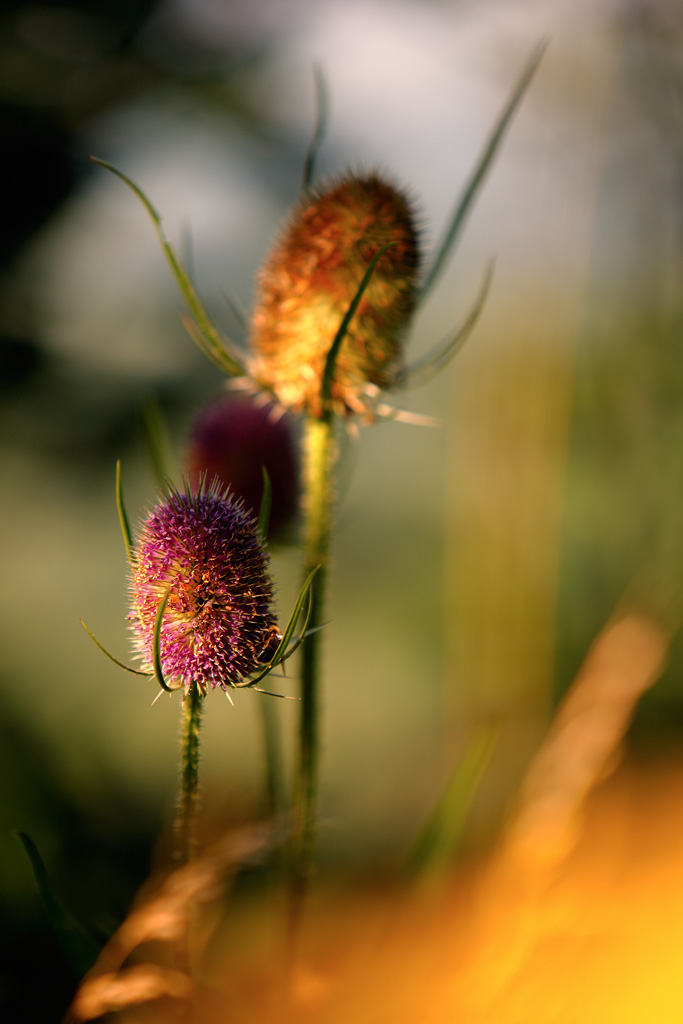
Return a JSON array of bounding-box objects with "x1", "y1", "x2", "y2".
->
[
  {"x1": 96, "y1": 48, "x2": 546, "y2": 428},
  {"x1": 248, "y1": 171, "x2": 420, "y2": 419},
  {"x1": 129, "y1": 485, "x2": 277, "y2": 692},
  {"x1": 186, "y1": 395, "x2": 298, "y2": 540}
]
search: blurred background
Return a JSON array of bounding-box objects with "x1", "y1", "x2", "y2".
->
[{"x1": 1, "y1": 0, "x2": 682, "y2": 1018}]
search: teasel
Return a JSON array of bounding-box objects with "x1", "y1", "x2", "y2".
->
[
  {"x1": 90, "y1": 39, "x2": 545, "y2": 898},
  {"x1": 248, "y1": 171, "x2": 420, "y2": 420},
  {"x1": 128, "y1": 484, "x2": 278, "y2": 694},
  {"x1": 82, "y1": 472, "x2": 316, "y2": 863},
  {"x1": 91, "y1": 43, "x2": 544, "y2": 425},
  {"x1": 186, "y1": 394, "x2": 299, "y2": 541}
]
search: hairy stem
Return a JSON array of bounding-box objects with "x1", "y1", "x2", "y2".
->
[
  {"x1": 177, "y1": 682, "x2": 203, "y2": 864},
  {"x1": 290, "y1": 414, "x2": 336, "y2": 908}
]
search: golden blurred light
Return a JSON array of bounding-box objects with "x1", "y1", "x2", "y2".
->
[{"x1": 70, "y1": 612, "x2": 682, "y2": 1024}]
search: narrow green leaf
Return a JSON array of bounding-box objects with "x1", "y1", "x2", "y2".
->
[
  {"x1": 240, "y1": 566, "x2": 319, "y2": 688},
  {"x1": 271, "y1": 565, "x2": 319, "y2": 665},
  {"x1": 80, "y1": 619, "x2": 151, "y2": 676},
  {"x1": 301, "y1": 65, "x2": 329, "y2": 193},
  {"x1": 257, "y1": 466, "x2": 272, "y2": 544},
  {"x1": 90, "y1": 157, "x2": 246, "y2": 378},
  {"x1": 396, "y1": 262, "x2": 493, "y2": 391},
  {"x1": 141, "y1": 397, "x2": 173, "y2": 493},
  {"x1": 321, "y1": 242, "x2": 395, "y2": 411},
  {"x1": 116, "y1": 459, "x2": 134, "y2": 564},
  {"x1": 153, "y1": 584, "x2": 177, "y2": 693},
  {"x1": 275, "y1": 579, "x2": 316, "y2": 663},
  {"x1": 402, "y1": 726, "x2": 498, "y2": 878},
  {"x1": 16, "y1": 831, "x2": 100, "y2": 977},
  {"x1": 419, "y1": 41, "x2": 547, "y2": 305}
]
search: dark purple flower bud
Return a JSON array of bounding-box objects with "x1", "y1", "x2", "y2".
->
[
  {"x1": 129, "y1": 485, "x2": 277, "y2": 691},
  {"x1": 186, "y1": 395, "x2": 298, "y2": 540}
]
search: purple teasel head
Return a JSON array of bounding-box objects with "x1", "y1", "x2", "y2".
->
[
  {"x1": 186, "y1": 394, "x2": 299, "y2": 541},
  {"x1": 129, "y1": 484, "x2": 278, "y2": 694}
]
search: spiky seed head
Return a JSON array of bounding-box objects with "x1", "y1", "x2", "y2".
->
[
  {"x1": 129, "y1": 485, "x2": 277, "y2": 691},
  {"x1": 248, "y1": 171, "x2": 420, "y2": 419},
  {"x1": 186, "y1": 395, "x2": 299, "y2": 540}
]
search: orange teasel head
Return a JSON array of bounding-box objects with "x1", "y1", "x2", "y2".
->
[
  {"x1": 247, "y1": 172, "x2": 420, "y2": 420},
  {"x1": 93, "y1": 46, "x2": 545, "y2": 424}
]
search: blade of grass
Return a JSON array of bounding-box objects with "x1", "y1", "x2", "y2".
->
[
  {"x1": 402, "y1": 725, "x2": 498, "y2": 879},
  {"x1": 17, "y1": 832, "x2": 101, "y2": 977},
  {"x1": 419, "y1": 41, "x2": 547, "y2": 304}
]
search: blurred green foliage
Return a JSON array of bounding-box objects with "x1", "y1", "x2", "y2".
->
[{"x1": 1, "y1": 0, "x2": 683, "y2": 1019}]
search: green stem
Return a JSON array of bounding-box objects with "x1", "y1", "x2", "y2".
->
[
  {"x1": 177, "y1": 682, "x2": 203, "y2": 865},
  {"x1": 260, "y1": 697, "x2": 285, "y2": 820},
  {"x1": 290, "y1": 414, "x2": 336, "y2": 905}
]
